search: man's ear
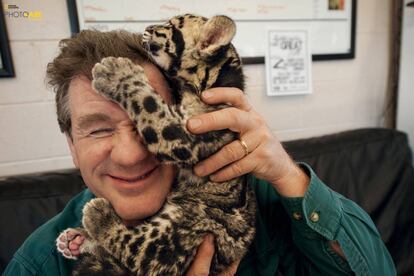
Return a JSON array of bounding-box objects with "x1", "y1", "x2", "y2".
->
[
  {"x1": 197, "y1": 15, "x2": 236, "y2": 57},
  {"x1": 66, "y1": 133, "x2": 79, "y2": 168}
]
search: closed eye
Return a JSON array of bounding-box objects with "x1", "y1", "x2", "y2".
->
[{"x1": 88, "y1": 128, "x2": 115, "y2": 138}]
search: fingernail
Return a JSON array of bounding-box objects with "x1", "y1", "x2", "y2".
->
[
  {"x1": 188, "y1": 119, "x2": 201, "y2": 129},
  {"x1": 202, "y1": 90, "x2": 213, "y2": 99},
  {"x1": 210, "y1": 174, "x2": 218, "y2": 182}
]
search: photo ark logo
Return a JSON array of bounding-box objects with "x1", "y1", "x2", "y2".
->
[{"x1": 3, "y1": 3, "x2": 43, "y2": 19}]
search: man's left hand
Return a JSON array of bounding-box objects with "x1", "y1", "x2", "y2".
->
[{"x1": 187, "y1": 88, "x2": 309, "y2": 197}]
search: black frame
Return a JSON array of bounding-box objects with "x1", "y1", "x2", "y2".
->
[
  {"x1": 66, "y1": 0, "x2": 357, "y2": 64},
  {"x1": 0, "y1": 2, "x2": 14, "y2": 77},
  {"x1": 312, "y1": 0, "x2": 357, "y2": 62},
  {"x1": 67, "y1": 0, "x2": 80, "y2": 37},
  {"x1": 243, "y1": 0, "x2": 357, "y2": 64}
]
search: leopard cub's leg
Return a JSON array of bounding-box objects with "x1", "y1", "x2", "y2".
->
[
  {"x1": 81, "y1": 198, "x2": 140, "y2": 261},
  {"x1": 92, "y1": 57, "x2": 197, "y2": 164},
  {"x1": 82, "y1": 198, "x2": 123, "y2": 242},
  {"x1": 83, "y1": 196, "x2": 184, "y2": 274}
]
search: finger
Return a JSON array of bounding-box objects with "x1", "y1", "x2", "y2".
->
[
  {"x1": 194, "y1": 133, "x2": 259, "y2": 177},
  {"x1": 186, "y1": 235, "x2": 215, "y2": 276},
  {"x1": 201, "y1": 88, "x2": 252, "y2": 111},
  {"x1": 187, "y1": 108, "x2": 252, "y2": 134},
  {"x1": 218, "y1": 259, "x2": 241, "y2": 276},
  {"x1": 210, "y1": 153, "x2": 257, "y2": 182}
]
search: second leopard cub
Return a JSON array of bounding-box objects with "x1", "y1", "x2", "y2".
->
[{"x1": 58, "y1": 14, "x2": 257, "y2": 275}]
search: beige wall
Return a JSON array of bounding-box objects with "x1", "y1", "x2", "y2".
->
[{"x1": 0, "y1": 0, "x2": 391, "y2": 177}]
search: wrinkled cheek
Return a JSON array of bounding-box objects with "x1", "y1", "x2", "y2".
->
[{"x1": 78, "y1": 140, "x2": 112, "y2": 183}]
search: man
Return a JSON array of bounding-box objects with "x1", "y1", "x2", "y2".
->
[{"x1": 4, "y1": 30, "x2": 395, "y2": 275}]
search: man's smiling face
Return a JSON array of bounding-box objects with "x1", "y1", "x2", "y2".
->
[{"x1": 66, "y1": 63, "x2": 175, "y2": 225}]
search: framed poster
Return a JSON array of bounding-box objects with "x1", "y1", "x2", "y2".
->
[
  {"x1": 0, "y1": 3, "x2": 14, "y2": 78},
  {"x1": 67, "y1": 0, "x2": 356, "y2": 64},
  {"x1": 265, "y1": 29, "x2": 312, "y2": 96}
]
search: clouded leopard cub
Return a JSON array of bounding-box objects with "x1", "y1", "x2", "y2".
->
[{"x1": 59, "y1": 14, "x2": 256, "y2": 275}]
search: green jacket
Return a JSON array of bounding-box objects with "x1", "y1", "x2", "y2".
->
[{"x1": 4, "y1": 164, "x2": 396, "y2": 275}]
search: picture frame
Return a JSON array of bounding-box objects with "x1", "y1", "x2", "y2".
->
[
  {"x1": 0, "y1": 3, "x2": 14, "y2": 78},
  {"x1": 66, "y1": 0, "x2": 356, "y2": 64}
]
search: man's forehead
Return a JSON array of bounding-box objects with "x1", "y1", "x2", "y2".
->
[
  {"x1": 69, "y1": 75, "x2": 92, "y2": 92},
  {"x1": 141, "y1": 63, "x2": 173, "y2": 104},
  {"x1": 68, "y1": 76, "x2": 98, "y2": 108},
  {"x1": 68, "y1": 76, "x2": 127, "y2": 120}
]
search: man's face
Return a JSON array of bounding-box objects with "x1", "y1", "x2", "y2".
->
[{"x1": 66, "y1": 63, "x2": 175, "y2": 225}]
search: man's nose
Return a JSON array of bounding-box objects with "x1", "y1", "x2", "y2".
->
[{"x1": 111, "y1": 131, "x2": 149, "y2": 166}]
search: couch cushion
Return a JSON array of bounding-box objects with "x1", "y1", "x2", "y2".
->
[
  {"x1": 0, "y1": 170, "x2": 85, "y2": 272},
  {"x1": 283, "y1": 128, "x2": 414, "y2": 276}
]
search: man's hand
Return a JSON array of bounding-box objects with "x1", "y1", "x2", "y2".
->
[
  {"x1": 187, "y1": 88, "x2": 309, "y2": 197},
  {"x1": 186, "y1": 88, "x2": 347, "y2": 262},
  {"x1": 186, "y1": 235, "x2": 240, "y2": 276}
]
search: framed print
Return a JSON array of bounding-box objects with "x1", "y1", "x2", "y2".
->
[
  {"x1": 0, "y1": 2, "x2": 14, "y2": 78},
  {"x1": 67, "y1": 0, "x2": 356, "y2": 64},
  {"x1": 265, "y1": 29, "x2": 312, "y2": 96}
]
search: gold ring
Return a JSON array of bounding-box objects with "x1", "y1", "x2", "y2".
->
[{"x1": 239, "y1": 139, "x2": 249, "y2": 156}]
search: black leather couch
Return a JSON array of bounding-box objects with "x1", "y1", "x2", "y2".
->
[{"x1": 1, "y1": 128, "x2": 414, "y2": 275}]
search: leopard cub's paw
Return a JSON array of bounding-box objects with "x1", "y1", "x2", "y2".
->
[
  {"x1": 56, "y1": 228, "x2": 87, "y2": 260},
  {"x1": 82, "y1": 198, "x2": 121, "y2": 239},
  {"x1": 91, "y1": 56, "x2": 147, "y2": 101}
]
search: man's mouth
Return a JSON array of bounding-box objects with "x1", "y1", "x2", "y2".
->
[{"x1": 109, "y1": 166, "x2": 158, "y2": 183}]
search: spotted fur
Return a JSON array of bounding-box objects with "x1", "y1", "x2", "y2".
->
[{"x1": 62, "y1": 14, "x2": 257, "y2": 275}]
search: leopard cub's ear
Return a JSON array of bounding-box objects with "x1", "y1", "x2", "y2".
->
[{"x1": 197, "y1": 15, "x2": 236, "y2": 57}]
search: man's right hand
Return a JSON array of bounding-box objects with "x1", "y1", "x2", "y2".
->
[{"x1": 186, "y1": 234, "x2": 240, "y2": 276}]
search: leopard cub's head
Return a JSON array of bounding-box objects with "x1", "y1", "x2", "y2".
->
[{"x1": 142, "y1": 14, "x2": 244, "y2": 92}]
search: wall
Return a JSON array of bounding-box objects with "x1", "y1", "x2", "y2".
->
[{"x1": 0, "y1": 0, "x2": 391, "y2": 177}]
